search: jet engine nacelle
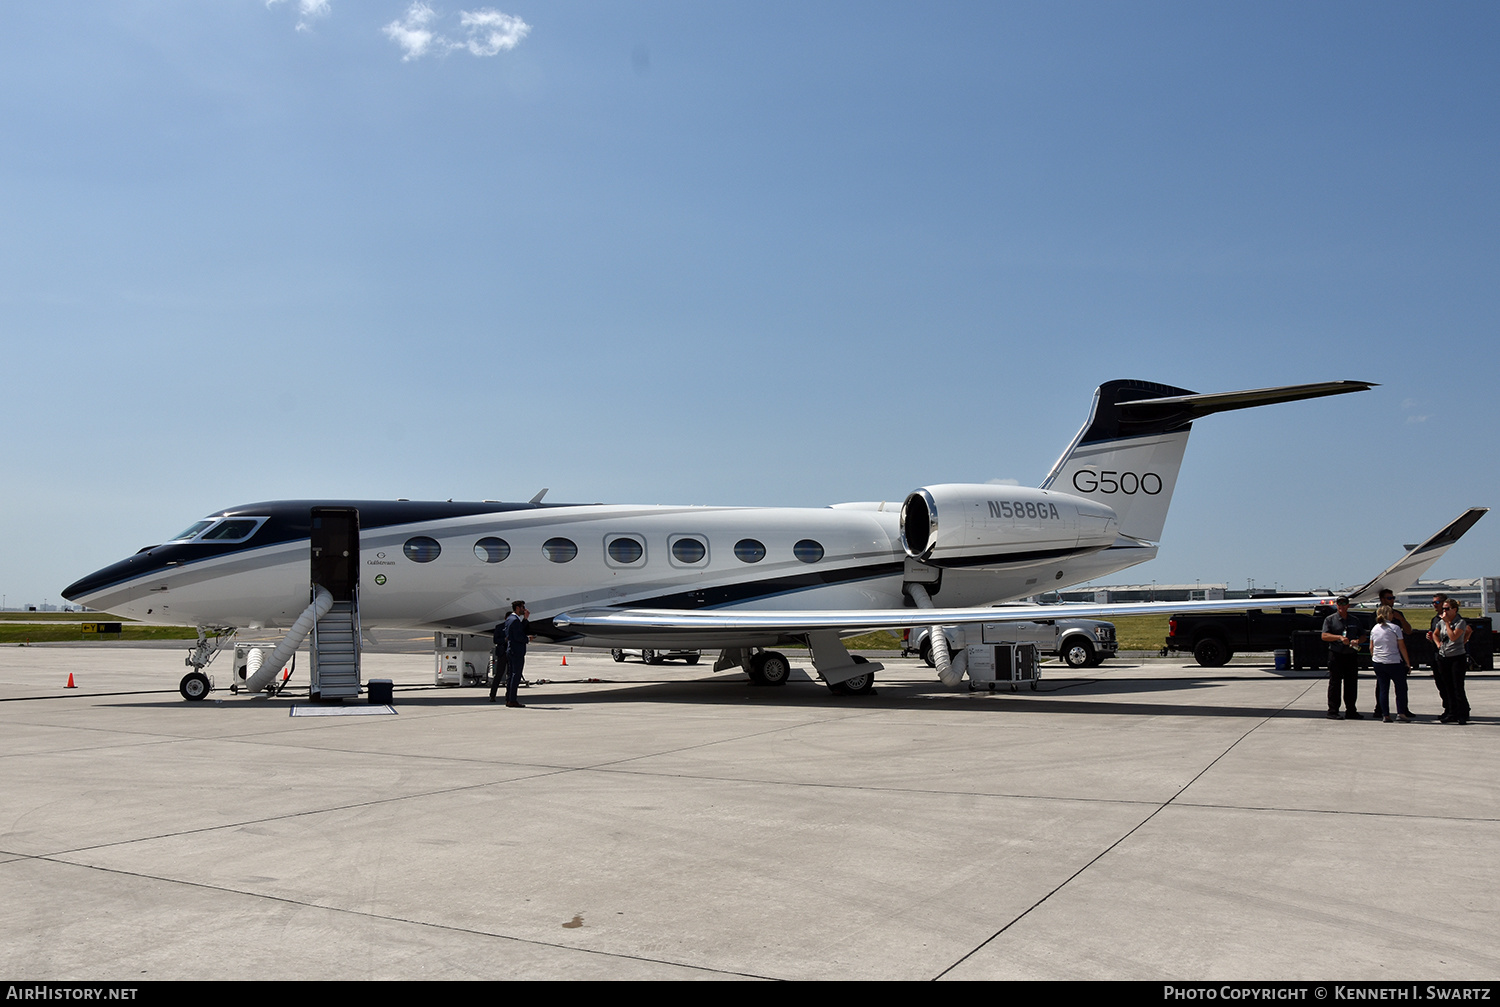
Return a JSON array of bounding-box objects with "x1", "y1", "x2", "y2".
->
[{"x1": 900, "y1": 484, "x2": 1119, "y2": 567}]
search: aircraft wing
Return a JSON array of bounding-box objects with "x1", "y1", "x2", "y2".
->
[
  {"x1": 1343, "y1": 507, "x2": 1487, "y2": 604},
  {"x1": 555, "y1": 507, "x2": 1487, "y2": 639},
  {"x1": 552, "y1": 593, "x2": 1339, "y2": 638}
]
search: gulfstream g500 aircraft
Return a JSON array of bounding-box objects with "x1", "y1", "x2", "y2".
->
[{"x1": 65, "y1": 378, "x2": 1395, "y2": 700}]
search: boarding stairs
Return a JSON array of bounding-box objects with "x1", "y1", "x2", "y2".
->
[{"x1": 310, "y1": 597, "x2": 361, "y2": 700}]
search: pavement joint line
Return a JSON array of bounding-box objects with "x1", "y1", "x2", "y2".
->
[
  {"x1": 584, "y1": 764, "x2": 1172, "y2": 806},
  {"x1": 0, "y1": 690, "x2": 182, "y2": 703},
  {"x1": 25, "y1": 767, "x2": 582, "y2": 859},
  {"x1": 25, "y1": 856, "x2": 778, "y2": 981},
  {"x1": 930, "y1": 678, "x2": 1322, "y2": 980},
  {"x1": 1164, "y1": 801, "x2": 1500, "y2": 824},
  {"x1": 14, "y1": 719, "x2": 897, "y2": 860},
  {"x1": 147, "y1": 711, "x2": 873, "y2": 771},
  {"x1": 582, "y1": 765, "x2": 1500, "y2": 822}
]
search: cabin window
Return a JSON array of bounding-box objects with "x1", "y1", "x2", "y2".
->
[
  {"x1": 793, "y1": 539, "x2": 824, "y2": 563},
  {"x1": 669, "y1": 535, "x2": 707, "y2": 566},
  {"x1": 542, "y1": 537, "x2": 578, "y2": 563},
  {"x1": 605, "y1": 535, "x2": 645, "y2": 566},
  {"x1": 734, "y1": 539, "x2": 766, "y2": 563},
  {"x1": 474, "y1": 537, "x2": 510, "y2": 563},
  {"x1": 404, "y1": 536, "x2": 442, "y2": 563}
]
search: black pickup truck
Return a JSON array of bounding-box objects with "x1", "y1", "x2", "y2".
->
[{"x1": 1164, "y1": 607, "x2": 1494, "y2": 671}]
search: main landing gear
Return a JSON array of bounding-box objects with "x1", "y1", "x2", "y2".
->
[
  {"x1": 827, "y1": 654, "x2": 875, "y2": 695},
  {"x1": 747, "y1": 650, "x2": 791, "y2": 686},
  {"x1": 726, "y1": 643, "x2": 879, "y2": 696}
]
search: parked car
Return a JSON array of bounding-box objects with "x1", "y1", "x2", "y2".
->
[{"x1": 611, "y1": 648, "x2": 702, "y2": 665}]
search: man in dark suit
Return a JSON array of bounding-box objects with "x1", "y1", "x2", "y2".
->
[{"x1": 501, "y1": 600, "x2": 531, "y2": 708}]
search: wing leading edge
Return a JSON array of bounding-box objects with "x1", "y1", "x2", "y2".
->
[{"x1": 552, "y1": 593, "x2": 1338, "y2": 639}]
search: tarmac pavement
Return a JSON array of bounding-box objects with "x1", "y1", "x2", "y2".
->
[{"x1": 0, "y1": 642, "x2": 1495, "y2": 980}]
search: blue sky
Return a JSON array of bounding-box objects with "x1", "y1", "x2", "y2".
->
[{"x1": 3, "y1": 1, "x2": 1497, "y2": 607}]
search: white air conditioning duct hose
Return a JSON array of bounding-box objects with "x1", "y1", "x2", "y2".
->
[
  {"x1": 907, "y1": 583, "x2": 963, "y2": 687},
  {"x1": 244, "y1": 586, "x2": 333, "y2": 693}
]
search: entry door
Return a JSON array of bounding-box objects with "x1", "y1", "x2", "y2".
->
[{"x1": 310, "y1": 507, "x2": 360, "y2": 602}]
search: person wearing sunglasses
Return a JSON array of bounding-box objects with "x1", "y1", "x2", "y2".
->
[{"x1": 1429, "y1": 599, "x2": 1473, "y2": 725}]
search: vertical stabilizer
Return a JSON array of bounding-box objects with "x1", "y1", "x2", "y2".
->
[{"x1": 1042, "y1": 379, "x2": 1374, "y2": 544}]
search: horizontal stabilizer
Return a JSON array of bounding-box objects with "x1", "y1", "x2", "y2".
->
[
  {"x1": 1344, "y1": 508, "x2": 1488, "y2": 604},
  {"x1": 1112, "y1": 380, "x2": 1377, "y2": 431}
]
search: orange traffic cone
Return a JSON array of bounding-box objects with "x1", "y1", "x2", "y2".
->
[
  {"x1": 561, "y1": 655, "x2": 568, "y2": 666},
  {"x1": 64, "y1": 673, "x2": 77, "y2": 689}
]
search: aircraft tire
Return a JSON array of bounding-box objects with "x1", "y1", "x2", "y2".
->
[
  {"x1": 834, "y1": 669, "x2": 875, "y2": 695},
  {"x1": 1061, "y1": 638, "x2": 1095, "y2": 669},
  {"x1": 1193, "y1": 637, "x2": 1230, "y2": 668},
  {"x1": 611, "y1": 649, "x2": 625, "y2": 662},
  {"x1": 179, "y1": 672, "x2": 210, "y2": 701},
  {"x1": 758, "y1": 651, "x2": 791, "y2": 686}
]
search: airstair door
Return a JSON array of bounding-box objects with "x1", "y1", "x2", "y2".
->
[{"x1": 310, "y1": 507, "x2": 361, "y2": 700}]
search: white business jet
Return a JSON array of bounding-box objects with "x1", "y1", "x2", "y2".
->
[{"x1": 70, "y1": 377, "x2": 1455, "y2": 701}]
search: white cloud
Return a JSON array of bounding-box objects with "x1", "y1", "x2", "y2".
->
[
  {"x1": 383, "y1": 4, "x2": 531, "y2": 61},
  {"x1": 383, "y1": 3, "x2": 440, "y2": 61},
  {"x1": 267, "y1": 0, "x2": 331, "y2": 33},
  {"x1": 459, "y1": 9, "x2": 531, "y2": 56}
]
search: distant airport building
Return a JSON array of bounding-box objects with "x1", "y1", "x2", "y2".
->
[
  {"x1": 1037, "y1": 584, "x2": 1230, "y2": 604},
  {"x1": 1397, "y1": 579, "x2": 1484, "y2": 610},
  {"x1": 1035, "y1": 577, "x2": 1495, "y2": 614}
]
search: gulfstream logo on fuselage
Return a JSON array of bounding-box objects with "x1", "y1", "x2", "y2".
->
[{"x1": 988, "y1": 501, "x2": 1061, "y2": 520}]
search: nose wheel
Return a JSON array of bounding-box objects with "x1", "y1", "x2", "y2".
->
[{"x1": 179, "y1": 672, "x2": 211, "y2": 701}]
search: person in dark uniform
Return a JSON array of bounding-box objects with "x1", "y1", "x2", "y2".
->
[
  {"x1": 1428, "y1": 593, "x2": 1452, "y2": 717},
  {"x1": 1321, "y1": 596, "x2": 1365, "y2": 719},
  {"x1": 489, "y1": 620, "x2": 507, "y2": 703},
  {"x1": 502, "y1": 600, "x2": 532, "y2": 708}
]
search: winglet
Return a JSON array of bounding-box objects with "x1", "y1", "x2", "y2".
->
[
  {"x1": 1345, "y1": 508, "x2": 1488, "y2": 604},
  {"x1": 529, "y1": 488, "x2": 550, "y2": 505}
]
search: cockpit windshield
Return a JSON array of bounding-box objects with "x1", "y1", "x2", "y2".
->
[
  {"x1": 200, "y1": 519, "x2": 262, "y2": 541},
  {"x1": 170, "y1": 520, "x2": 215, "y2": 541},
  {"x1": 167, "y1": 517, "x2": 266, "y2": 543}
]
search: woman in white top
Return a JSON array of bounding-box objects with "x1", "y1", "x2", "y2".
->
[{"x1": 1369, "y1": 605, "x2": 1412, "y2": 723}]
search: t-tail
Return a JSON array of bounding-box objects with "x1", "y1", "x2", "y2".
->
[{"x1": 1041, "y1": 379, "x2": 1375, "y2": 545}]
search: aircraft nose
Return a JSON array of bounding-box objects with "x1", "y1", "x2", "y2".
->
[{"x1": 61, "y1": 550, "x2": 159, "y2": 606}]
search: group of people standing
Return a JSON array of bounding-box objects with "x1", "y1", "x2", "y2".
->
[
  {"x1": 488, "y1": 600, "x2": 532, "y2": 708},
  {"x1": 1322, "y1": 590, "x2": 1473, "y2": 724}
]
